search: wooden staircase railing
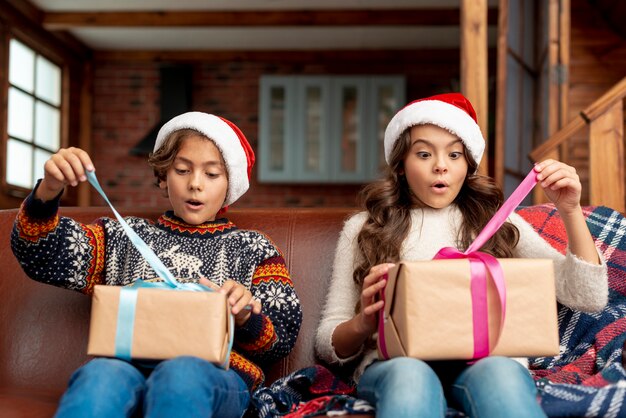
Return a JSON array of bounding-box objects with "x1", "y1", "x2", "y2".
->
[{"x1": 529, "y1": 76, "x2": 626, "y2": 212}]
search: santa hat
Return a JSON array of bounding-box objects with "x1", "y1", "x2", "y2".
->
[
  {"x1": 154, "y1": 111, "x2": 255, "y2": 206},
  {"x1": 384, "y1": 92, "x2": 485, "y2": 166}
]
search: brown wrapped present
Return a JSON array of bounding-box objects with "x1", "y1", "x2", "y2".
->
[
  {"x1": 87, "y1": 284, "x2": 231, "y2": 367},
  {"x1": 377, "y1": 258, "x2": 559, "y2": 361}
]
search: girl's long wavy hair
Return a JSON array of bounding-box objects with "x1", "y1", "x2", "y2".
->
[{"x1": 353, "y1": 127, "x2": 520, "y2": 287}]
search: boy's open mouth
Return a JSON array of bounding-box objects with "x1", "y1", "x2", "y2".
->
[{"x1": 187, "y1": 200, "x2": 203, "y2": 207}]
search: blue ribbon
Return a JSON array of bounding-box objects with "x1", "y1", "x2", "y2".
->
[
  {"x1": 86, "y1": 171, "x2": 234, "y2": 368},
  {"x1": 116, "y1": 285, "x2": 139, "y2": 361}
]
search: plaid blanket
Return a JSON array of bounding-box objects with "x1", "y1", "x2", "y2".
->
[
  {"x1": 251, "y1": 204, "x2": 626, "y2": 417},
  {"x1": 247, "y1": 365, "x2": 374, "y2": 417},
  {"x1": 518, "y1": 204, "x2": 626, "y2": 417},
  {"x1": 247, "y1": 365, "x2": 461, "y2": 417}
]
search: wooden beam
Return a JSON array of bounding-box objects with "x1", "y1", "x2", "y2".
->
[
  {"x1": 494, "y1": 0, "x2": 508, "y2": 188},
  {"x1": 559, "y1": 0, "x2": 570, "y2": 131},
  {"x1": 93, "y1": 48, "x2": 463, "y2": 63},
  {"x1": 548, "y1": 0, "x2": 560, "y2": 136},
  {"x1": 589, "y1": 101, "x2": 624, "y2": 211},
  {"x1": 460, "y1": 0, "x2": 488, "y2": 175},
  {"x1": 42, "y1": 9, "x2": 499, "y2": 29}
]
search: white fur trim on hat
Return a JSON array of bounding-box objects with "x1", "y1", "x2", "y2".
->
[
  {"x1": 384, "y1": 100, "x2": 485, "y2": 166},
  {"x1": 154, "y1": 112, "x2": 249, "y2": 206}
]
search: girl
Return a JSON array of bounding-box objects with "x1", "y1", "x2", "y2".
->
[
  {"x1": 315, "y1": 93, "x2": 608, "y2": 418},
  {"x1": 12, "y1": 112, "x2": 302, "y2": 418}
]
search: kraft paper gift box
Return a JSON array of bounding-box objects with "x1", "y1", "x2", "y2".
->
[
  {"x1": 377, "y1": 258, "x2": 560, "y2": 361},
  {"x1": 87, "y1": 284, "x2": 231, "y2": 366}
]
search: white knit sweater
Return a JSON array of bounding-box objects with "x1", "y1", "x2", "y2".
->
[{"x1": 315, "y1": 204, "x2": 609, "y2": 381}]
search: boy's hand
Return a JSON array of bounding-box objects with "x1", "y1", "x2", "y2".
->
[
  {"x1": 199, "y1": 278, "x2": 262, "y2": 326},
  {"x1": 534, "y1": 159, "x2": 582, "y2": 215},
  {"x1": 37, "y1": 147, "x2": 94, "y2": 202}
]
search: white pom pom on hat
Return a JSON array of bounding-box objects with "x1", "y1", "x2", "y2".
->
[
  {"x1": 154, "y1": 112, "x2": 255, "y2": 207},
  {"x1": 383, "y1": 92, "x2": 485, "y2": 166}
]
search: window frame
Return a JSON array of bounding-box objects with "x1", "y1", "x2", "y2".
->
[
  {"x1": 258, "y1": 75, "x2": 405, "y2": 184},
  {"x1": 2, "y1": 30, "x2": 67, "y2": 199},
  {"x1": 294, "y1": 76, "x2": 331, "y2": 181}
]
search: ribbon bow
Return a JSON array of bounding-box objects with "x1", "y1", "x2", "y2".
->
[{"x1": 378, "y1": 169, "x2": 539, "y2": 360}]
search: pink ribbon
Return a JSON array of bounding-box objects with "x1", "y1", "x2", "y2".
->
[{"x1": 378, "y1": 169, "x2": 539, "y2": 360}]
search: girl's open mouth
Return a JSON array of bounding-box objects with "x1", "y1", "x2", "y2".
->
[{"x1": 431, "y1": 181, "x2": 449, "y2": 193}]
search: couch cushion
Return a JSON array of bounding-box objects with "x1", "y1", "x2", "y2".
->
[{"x1": 0, "y1": 387, "x2": 61, "y2": 418}]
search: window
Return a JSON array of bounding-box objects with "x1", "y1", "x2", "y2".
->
[
  {"x1": 6, "y1": 38, "x2": 62, "y2": 190},
  {"x1": 259, "y1": 76, "x2": 405, "y2": 183}
]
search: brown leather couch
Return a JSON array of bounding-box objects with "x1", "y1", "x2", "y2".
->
[{"x1": 0, "y1": 206, "x2": 366, "y2": 417}]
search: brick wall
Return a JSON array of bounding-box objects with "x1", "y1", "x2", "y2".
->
[
  {"x1": 90, "y1": 51, "x2": 461, "y2": 210},
  {"x1": 91, "y1": 63, "x2": 162, "y2": 207}
]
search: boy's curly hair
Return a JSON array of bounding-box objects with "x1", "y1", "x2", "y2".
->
[{"x1": 352, "y1": 127, "x2": 520, "y2": 287}]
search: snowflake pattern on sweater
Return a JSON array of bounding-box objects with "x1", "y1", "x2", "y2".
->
[{"x1": 11, "y1": 190, "x2": 302, "y2": 391}]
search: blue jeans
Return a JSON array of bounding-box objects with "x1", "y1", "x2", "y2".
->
[
  {"x1": 357, "y1": 356, "x2": 546, "y2": 418},
  {"x1": 55, "y1": 356, "x2": 250, "y2": 418}
]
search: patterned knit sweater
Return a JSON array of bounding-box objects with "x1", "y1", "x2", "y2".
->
[
  {"x1": 315, "y1": 204, "x2": 609, "y2": 381},
  {"x1": 11, "y1": 190, "x2": 302, "y2": 391}
]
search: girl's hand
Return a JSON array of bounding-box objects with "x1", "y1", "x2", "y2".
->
[
  {"x1": 199, "y1": 278, "x2": 262, "y2": 326},
  {"x1": 331, "y1": 263, "x2": 395, "y2": 359},
  {"x1": 356, "y1": 263, "x2": 395, "y2": 337},
  {"x1": 37, "y1": 147, "x2": 94, "y2": 202},
  {"x1": 534, "y1": 159, "x2": 582, "y2": 215}
]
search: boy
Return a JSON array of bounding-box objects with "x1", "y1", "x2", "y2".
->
[{"x1": 11, "y1": 112, "x2": 302, "y2": 418}]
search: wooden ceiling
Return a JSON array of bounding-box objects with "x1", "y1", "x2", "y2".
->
[{"x1": 9, "y1": 0, "x2": 499, "y2": 52}]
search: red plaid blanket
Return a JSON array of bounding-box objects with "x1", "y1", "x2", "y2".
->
[{"x1": 518, "y1": 204, "x2": 626, "y2": 417}]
